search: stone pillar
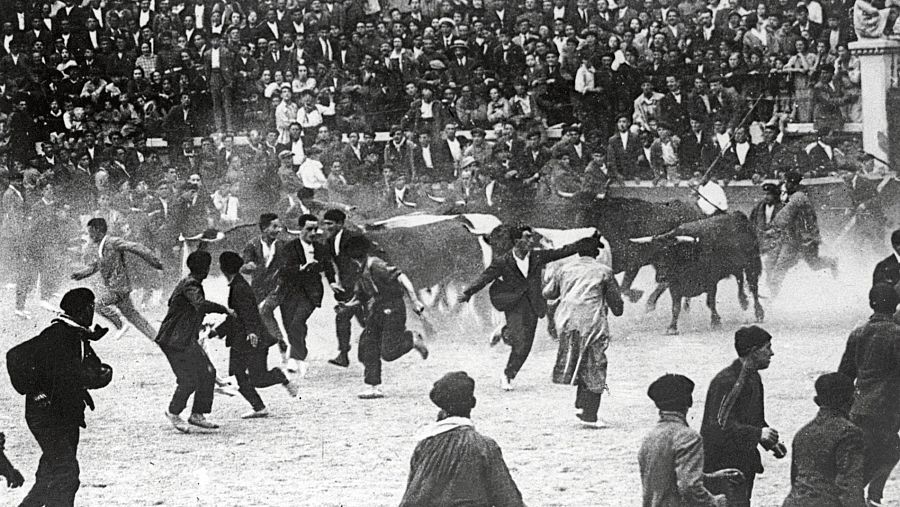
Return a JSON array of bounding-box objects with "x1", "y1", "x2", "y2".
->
[{"x1": 849, "y1": 38, "x2": 900, "y2": 167}]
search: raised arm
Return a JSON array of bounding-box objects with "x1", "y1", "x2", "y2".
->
[
  {"x1": 183, "y1": 282, "x2": 229, "y2": 315},
  {"x1": 111, "y1": 237, "x2": 163, "y2": 270}
]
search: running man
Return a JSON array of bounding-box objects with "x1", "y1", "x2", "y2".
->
[{"x1": 72, "y1": 217, "x2": 164, "y2": 340}]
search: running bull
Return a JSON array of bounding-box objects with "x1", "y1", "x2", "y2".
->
[{"x1": 629, "y1": 212, "x2": 765, "y2": 334}]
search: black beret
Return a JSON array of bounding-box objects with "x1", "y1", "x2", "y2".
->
[
  {"x1": 734, "y1": 325, "x2": 772, "y2": 357},
  {"x1": 762, "y1": 183, "x2": 779, "y2": 194},
  {"x1": 430, "y1": 371, "x2": 476, "y2": 413},
  {"x1": 60, "y1": 287, "x2": 95, "y2": 315},
  {"x1": 814, "y1": 372, "x2": 855, "y2": 408},
  {"x1": 648, "y1": 374, "x2": 694, "y2": 410},
  {"x1": 869, "y1": 283, "x2": 900, "y2": 311}
]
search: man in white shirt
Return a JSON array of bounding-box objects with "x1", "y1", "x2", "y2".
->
[{"x1": 295, "y1": 154, "x2": 328, "y2": 189}]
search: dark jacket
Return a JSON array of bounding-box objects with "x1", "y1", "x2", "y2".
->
[
  {"x1": 223, "y1": 273, "x2": 268, "y2": 350},
  {"x1": 838, "y1": 312, "x2": 900, "y2": 421},
  {"x1": 782, "y1": 408, "x2": 866, "y2": 507},
  {"x1": 26, "y1": 318, "x2": 97, "y2": 428},
  {"x1": 241, "y1": 236, "x2": 286, "y2": 301},
  {"x1": 399, "y1": 422, "x2": 525, "y2": 507},
  {"x1": 156, "y1": 275, "x2": 228, "y2": 351},
  {"x1": 327, "y1": 228, "x2": 371, "y2": 293},
  {"x1": 872, "y1": 254, "x2": 900, "y2": 288},
  {"x1": 462, "y1": 242, "x2": 584, "y2": 317},
  {"x1": 700, "y1": 360, "x2": 769, "y2": 477},
  {"x1": 277, "y1": 237, "x2": 334, "y2": 306}
]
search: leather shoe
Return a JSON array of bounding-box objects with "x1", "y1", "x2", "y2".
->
[
  {"x1": 165, "y1": 411, "x2": 191, "y2": 433},
  {"x1": 240, "y1": 408, "x2": 269, "y2": 419},
  {"x1": 188, "y1": 413, "x2": 220, "y2": 429},
  {"x1": 328, "y1": 352, "x2": 350, "y2": 367}
]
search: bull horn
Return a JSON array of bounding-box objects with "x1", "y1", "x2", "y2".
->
[
  {"x1": 629, "y1": 236, "x2": 655, "y2": 244},
  {"x1": 674, "y1": 235, "x2": 699, "y2": 243}
]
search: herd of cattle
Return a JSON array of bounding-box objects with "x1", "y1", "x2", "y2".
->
[{"x1": 204, "y1": 192, "x2": 770, "y2": 335}]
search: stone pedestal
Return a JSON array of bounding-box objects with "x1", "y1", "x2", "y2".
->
[{"x1": 849, "y1": 38, "x2": 900, "y2": 167}]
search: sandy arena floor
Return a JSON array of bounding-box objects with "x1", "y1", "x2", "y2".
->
[{"x1": 0, "y1": 249, "x2": 895, "y2": 506}]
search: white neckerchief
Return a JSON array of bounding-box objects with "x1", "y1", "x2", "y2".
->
[
  {"x1": 334, "y1": 229, "x2": 344, "y2": 256},
  {"x1": 415, "y1": 416, "x2": 474, "y2": 443}
]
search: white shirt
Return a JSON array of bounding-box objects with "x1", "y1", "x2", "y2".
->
[
  {"x1": 334, "y1": 229, "x2": 344, "y2": 256},
  {"x1": 764, "y1": 203, "x2": 775, "y2": 223},
  {"x1": 3, "y1": 35, "x2": 12, "y2": 54},
  {"x1": 268, "y1": 21, "x2": 279, "y2": 39},
  {"x1": 139, "y1": 9, "x2": 151, "y2": 27},
  {"x1": 735, "y1": 142, "x2": 750, "y2": 164},
  {"x1": 261, "y1": 238, "x2": 277, "y2": 267},
  {"x1": 296, "y1": 158, "x2": 327, "y2": 189},
  {"x1": 421, "y1": 145, "x2": 433, "y2": 168},
  {"x1": 210, "y1": 47, "x2": 220, "y2": 68},
  {"x1": 16, "y1": 12, "x2": 25, "y2": 31},
  {"x1": 620, "y1": 132, "x2": 629, "y2": 150},
  {"x1": 420, "y1": 100, "x2": 434, "y2": 119},
  {"x1": 642, "y1": 146, "x2": 653, "y2": 164},
  {"x1": 514, "y1": 252, "x2": 529, "y2": 277},
  {"x1": 92, "y1": 7, "x2": 104, "y2": 27},
  {"x1": 715, "y1": 132, "x2": 730, "y2": 152},
  {"x1": 299, "y1": 239, "x2": 315, "y2": 263},
  {"x1": 291, "y1": 138, "x2": 305, "y2": 165},
  {"x1": 446, "y1": 138, "x2": 462, "y2": 161},
  {"x1": 89, "y1": 31, "x2": 98, "y2": 48},
  {"x1": 554, "y1": 6, "x2": 566, "y2": 18}
]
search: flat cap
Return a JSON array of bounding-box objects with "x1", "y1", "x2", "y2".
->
[
  {"x1": 735, "y1": 325, "x2": 772, "y2": 357},
  {"x1": 648, "y1": 374, "x2": 695, "y2": 410},
  {"x1": 430, "y1": 371, "x2": 476, "y2": 413}
]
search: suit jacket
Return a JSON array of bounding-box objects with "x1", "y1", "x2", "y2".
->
[
  {"x1": 659, "y1": 92, "x2": 692, "y2": 135},
  {"x1": 74, "y1": 235, "x2": 161, "y2": 294},
  {"x1": 223, "y1": 273, "x2": 266, "y2": 349},
  {"x1": 721, "y1": 142, "x2": 758, "y2": 180},
  {"x1": 462, "y1": 243, "x2": 583, "y2": 317},
  {"x1": 607, "y1": 132, "x2": 642, "y2": 178},
  {"x1": 202, "y1": 46, "x2": 234, "y2": 84},
  {"x1": 241, "y1": 236, "x2": 286, "y2": 300},
  {"x1": 327, "y1": 228, "x2": 371, "y2": 294},
  {"x1": 278, "y1": 237, "x2": 334, "y2": 307},
  {"x1": 156, "y1": 274, "x2": 228, "y2": 351},
  {"x1": 873, "y1": 254, "x2": 900, "y2": 288}
]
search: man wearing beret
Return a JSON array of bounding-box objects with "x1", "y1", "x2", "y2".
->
[
  {"x1": 783, "y1": 372, "x2": 866, "y2": 506},
  {"x1": 18, "y1": 288, "x2": 107, "y2": 506},
  {"x1": 749, "y1": 182, "x2": 784, "y2": 287},
  {"x1": 838, "y1": 284, "x2": 900, "y2": 506},
  {"x1": 399, "y1": 371, "x2": 525, "y2": 507},
  {"x1": 458, "y1": 226, "x2": 601, "y2": 391},
  {"x1": 701, "y1": 325, "x2": 785, "y2": 506},
  {"x1": 769, "y1": 170, "x2": 838, "y2": 296},
  {"x1": 639, "y1": 373, "x2": 742, "y2": 506}
]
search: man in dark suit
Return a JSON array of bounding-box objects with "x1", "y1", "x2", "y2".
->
[
  {"x1": 607, "y1": 114, "x2": 642, "y2": 179},
  {"x1": 659, "y1": 74, "x2": 691, "y2": 136},
  {"x1": 203, "y1": 31, "x2": 233, "y2": 133},
  {"x1": 459, "y1": 227, "x2": 599, "y2": 390},
  {"x1": 163, "y1": 93, "x2": 197, "y2": 159},
  {"x1": 16, "y1": 288, "x2": 106, "y2": 505},
  {"x1": 241, "y1": 213, "x2": 289, "y2": 356},
  {"x1": 790, "y1": 5, "x2": 822, "y2": 40},
  {"x1": 321, "y1": 209, "x2": 371, "y2": 367},
  {"x1": 679, "y1": 116, "x2": 714, "y2": 175},
  {"x1": 217, "y1": 251, "x2": 299, "y2": 420},
  {"x1": 157, "y1": 250, "x2": 228, "y2": 433},
  {"x1": 272, "y1": 214, "x2": 334, "y2": 376},
  {"x1": 873, "y1": 230, "x2": 900, "y2": 288}
]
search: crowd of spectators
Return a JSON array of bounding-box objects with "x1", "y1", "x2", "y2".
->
[{"x1": 0, "y1": 0, "x2": 867, "y2": 243}]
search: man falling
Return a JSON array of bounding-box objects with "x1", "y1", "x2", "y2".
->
[{"x1": 72, "y1": 217, "x2": 164, "y2": 340}]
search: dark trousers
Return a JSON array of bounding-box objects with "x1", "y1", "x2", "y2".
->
[
  {"x1": 19, "y1": 416, "x2": 80, "y2": 507},
  {"x1": 229, "y1": 346, "x2": 288, "y2": 411},
  {"x1": 281, "y1": 292, "x2": 317, "y2": 361},
  {"x1": 358, "y1": 300, "x2": 414, "y2": 386},
  {"x1": 162, "y1": 343, "x2": 216, "y2": 415},
  {"x1": 502, "y1": 305, "x2": 539, "y2": 380},
  {"x1": 852, "y1": 413, "x2": 900, "y2": 502},
  {"x1": 335, "y1": 303, "x2": 364, "y2": 353},
  {"x1": 96, "y1": 290, "x2": 158, "y2": 340},
  {"x1": 208, "y1": 71, "x2": 233, "y2": 133},
  {"x1": 575, "y1": 383, "x2": 602, "y2": 422}
]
